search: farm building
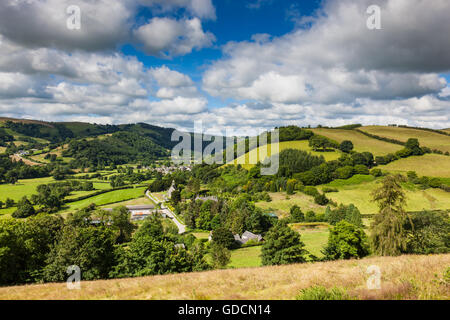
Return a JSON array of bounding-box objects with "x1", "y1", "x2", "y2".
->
[
  {"x1": 234, "y1": 231, "x2": 263, "y2": 245},
  {"x1": 103, "y1": 204, "x2": 165, "y2": 221}
]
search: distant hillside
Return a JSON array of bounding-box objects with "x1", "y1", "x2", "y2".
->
[
  {"x1": 310, "y1": 128, "x2": 404, "y2": 156},
  {"x1": 0, "y1": 254, "x2": 448, "y2": 300},
  {"x1": 359, "y1": 125, "x2": 450, "y2": 153}
]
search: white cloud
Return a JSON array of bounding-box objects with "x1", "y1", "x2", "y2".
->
[
  {"x1": 133, "y1": 17, "x2": 215, "y2": 57},
  {"x1": 203, "y1": 0, "x2": 450, "y2": 105}
]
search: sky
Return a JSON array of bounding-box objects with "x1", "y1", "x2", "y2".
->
[{"x1": 0, "y1": 0, "x2": 449, "y2": 133}]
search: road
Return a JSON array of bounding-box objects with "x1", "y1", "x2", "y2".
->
[{"x1": 145, "y1": 190, "x2": 186, "y2": 234}]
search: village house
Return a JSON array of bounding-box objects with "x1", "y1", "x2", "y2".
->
[{"x1": 233, "y1": 231, "x2": 263, "y2": 245}]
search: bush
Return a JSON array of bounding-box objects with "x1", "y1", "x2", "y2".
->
[
  {"x1": 290, "y1": 205, "x2": 304, "y2": 223},
  {"x1": 305, "y1": 211, "x2": 317, "y2": 222},
  {"x1": 12, "y1": 197, "x2": 36, "y2": 218},
  {"x1": 323, "y1": 221, "x2": 370, "y2": 260},
  {"x1": 403, "y1": 211, "x2": 449, "y2": 254},
  {"x1": 334, "y1": 166, "x2": 354, "y2": 179},
  {"x1": 303, "y1": 186, "x2": 319, "y2": 197},
  {"x1": 314, "y1": 193, "x2": 329, "y2": 205},
  {"x1": 322, "y1": 187, "x2": 338, "y2": 193},
  {"x1": 354, "y1": 164, "x2": 369, "y2": 175},
  {"x1": 370, "y1": 168, "x2": 383, "y2": 177},
  {"x1": 296, "y1": 286, "x2": 350, "y2": 300}
]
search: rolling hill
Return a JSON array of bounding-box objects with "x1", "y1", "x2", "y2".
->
[
  {"x1": 377, "y1": 154, "x2": 450, "y2": 178},
  {"x1": 310, "y1": 128, "x2": 404, "y2": 156},
  {"x1": 0, "y1": 254, "x2": 448, "y2": 300},
  {"x1": 225, "y1": 140, "x2": 341, "y2": 169},
  {"x1": 359, "y1": 126, "x2": 450, "y2": 153}
]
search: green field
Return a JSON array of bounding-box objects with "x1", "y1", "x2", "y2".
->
[
  {"x1": 228, "y1": 246, "x2": 262, "y2": 268},
  {"x1": 378, "y1": 154, "x2": 450, "y2": 178},
  {"x1": 360, "y1": 126, "x2": 450, "y2": 153},
  {"x1": 228, "y1": 227, "x2": 329, "y2": 268},
  {"x1": 100, "y1": 196, "x2": 155, "y2": 209},
  {"x1": 311, "y1": 128, "x2": 403, "y2": 156},
  {"x1": 60, "y1": 187, "x2": 147, "y2": 213},
  {"x1": 320, "y1": 176, "x2": 450, "y2": 214},
  {"x1": 0, "y1": 177, "x2": 57, "y2": 202},
  {"x1": 256, "y1": 192, "x2": 327, "y2": 217},
  {"x1": 291, "y1": 224, "x2": 329, "y2": 257},
  {"x1": 227, "y1": 140, "x2": 341, "y2": 169}
]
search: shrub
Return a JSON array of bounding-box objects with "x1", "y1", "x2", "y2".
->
[
  {"x1": 323, "y1": 221, "x2": 370, "y2": 260},
  {"x1": 314, "y1": 193, "x2": 329, "y2": 205},
  {"x1": 305, "y1": 211, "x2": 317, "y2": 222},
  {"x1": 290, "y1": 205, "x2": 304, "y2": 223},
  {"x1": 210, "y1": 243, "x2": 231, "y2": 268},
  {"x1": 322, "y1": 187, "x2": 338, "y2": 193},
  {"x1": 334, "y1": 166, "x2": 354, "y2": 179},
  {"x1": 354, "y1": 164, "x2": 369, "y2": 175},
  {"x1": 303, "y1": 186, "x2": 319, "y2": 197},
  {"x1": 370, "y1": 168, "x2": 382, "y2": 177},
  {"x1": 403, "y1": 211, "x2": 449, "y2": 254},
  {"x1": 12, "y1": 196, "x2": 36, "y2": 218},
  {"x1": 296, "y1": 286, "x2": 350, "y2": 300}
]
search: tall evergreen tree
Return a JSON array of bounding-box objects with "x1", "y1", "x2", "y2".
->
[{"x1": 370, "y1": 175, "x2": 411, "y2": 256}]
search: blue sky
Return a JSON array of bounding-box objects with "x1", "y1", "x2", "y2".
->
[
  {"x1": 121, "y1": 0, "x2": 323, "y2": 109},
  {"x1": 0, "y1": 0, "x2": 449, "y2": 130}
]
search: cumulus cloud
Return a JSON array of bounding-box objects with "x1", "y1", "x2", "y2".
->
[
  {"x1": 0, "y1": 0, "x2": 215, "y2": 55},
  {"x1": 0, "y1": 0, "x2": 132, "y2": 51},
  {"x1": 203, "y1": 0, "x2": 450, "y2": 105},
  {"x1": 0, "y1": 0, "x2": 449, "y2": 131},
  {"x1": 133, "y1": 17, "x2": 215, "y2": 57}
]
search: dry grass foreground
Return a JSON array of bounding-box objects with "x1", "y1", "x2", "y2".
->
[{"x1": 0, "y1": 254, "x2": 449, "y2": 300}]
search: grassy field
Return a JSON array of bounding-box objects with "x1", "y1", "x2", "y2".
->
[
  {"x1": 310, "y1": 128, "x2": 403, "y2": 156},
  {"x1": 0, "y1": 177, "x2": 56, "y2": 202},
  {"x1": 378, "y1": 154, "x2": 450, "y2": 178},
  {"x1": 226, "y1": 140, "x2": 341, "y2": 169},
  {"x1": 1, "y1": 254, "x2": 447, "y2": 300},
  {"x1": 228, "y1": 246, "x2": 262, "y2": 269},
  {"x1": 320, "y1": 176, "x2": 450, "y2": 214},
  {"x1": 60, "y1": 187, "x2": 147, "y2": 213},
  {"x1": 256, "y1": 192, "x2": 327, "y2": 217},
  {"x1": 360, "y1": 126, "x2": 450, "y2": 153},
  {"x1": 290, "y1": 224, "x2": 330, "y2": 257},
  {"x1": 99, "y1": 196, "x2": 155, "y2": 209}
]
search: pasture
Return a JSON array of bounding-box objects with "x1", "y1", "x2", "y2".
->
[
  {"x1": 59, "y1": 187, "x2": 147, "y2": 213},
  {"x1": 311, "y1": 128, "x2": 403, "y2": 156},
  {"x1": 0, "y1": 177, "x2": 56, "y2": 202},
  {"x1": 256, "y1": 192, "x2": 327, "y2": 217},
  {"x1": 320, "y1": 177, "x2": 450, "y2": 214},
  {"x1": 228, "y1": 246, "x2": 262, "y2": 269},
  {"x1": 377, "y1": 154, "x2": 450, "y2": 178},
  {"x1": 227, "y1": 140, "x2": 341, "y2": 169},
  {"x1": 360, "y1": 126, "x2": 450, "y2": 153}
]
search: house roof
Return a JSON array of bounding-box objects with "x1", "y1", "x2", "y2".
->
[
  {"x1": 102, "y1": 204, "x2": 155, "y2": 212},
  {"x1": 126, "y1": 205, "x2": 155, "y2": 210}
]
